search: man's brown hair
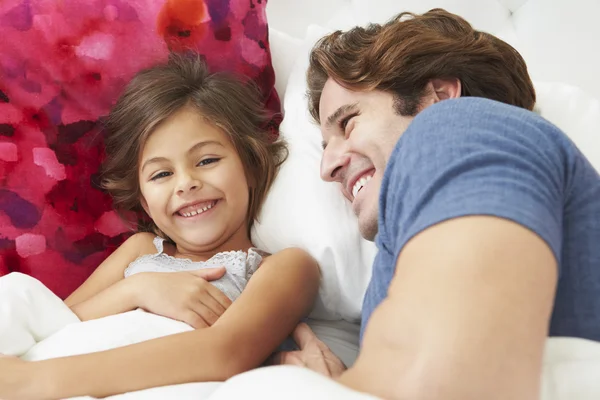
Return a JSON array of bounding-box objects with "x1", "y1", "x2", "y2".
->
[
  {"x1": 307, "y1": 8, "x2": 536, "y2": 122},
  {"x1": 102, "y1": 53, "x2": 287, "y2": 236}
]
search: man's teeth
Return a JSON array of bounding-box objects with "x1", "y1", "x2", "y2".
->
[
  {"x1": 352, "y1": 175, "x2": 372, "y2": 198},
  {"x1": 180, "y1": 202, "x2": 215, "y2": 217}
]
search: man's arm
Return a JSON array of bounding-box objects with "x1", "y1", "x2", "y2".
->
[
  {"x1": 340, "y1": 215, "x2": 557, "y2": 400},
  {"x1": 26, "y1": 248, "x2": 319, "y2": 399}
]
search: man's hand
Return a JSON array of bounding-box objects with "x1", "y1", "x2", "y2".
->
[{"x1": 269, "y1": 323, "x2": 346, "y2": 377}]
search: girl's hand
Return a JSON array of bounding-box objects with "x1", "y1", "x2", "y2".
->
[{"x1": 131, "y1": 268, "x2": 232, "y2": 329}]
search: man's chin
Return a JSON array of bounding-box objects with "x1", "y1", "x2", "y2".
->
[{"x1": 358, "y1": 216, "x2": 378, "y2": 242}]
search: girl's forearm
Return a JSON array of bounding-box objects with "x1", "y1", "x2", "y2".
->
[
  {"x1": 68, "y1": 277, "x2": 140, "y2": 321},
  {"x1": 33, "y1": 327, "x2": 243, "y2": 400}
]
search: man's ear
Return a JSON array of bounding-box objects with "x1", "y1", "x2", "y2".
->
[
  {"x1": 421, "y1": 78, "x2": 462, "y2": 108},
  {"x1": 428, "y1": 78, "x2": 462, "y2": 103}
]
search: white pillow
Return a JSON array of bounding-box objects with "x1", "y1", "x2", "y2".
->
[
  {"x1": 534, "y1": 82, "x2": 600, "y2": 171},
  {"x1": 267, "y1": 27, "x2": 302, "y2": 100},
  {"x1": 252, "y1": 25, "x2": 377, "y2": 323},
  {"x1": 253, "y1": 23, "x2": 600, "y2": 326}
]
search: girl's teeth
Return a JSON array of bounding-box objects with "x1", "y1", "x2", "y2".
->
[{"x1": 180, "y1": 202, "x2": 214, "y2": 217}]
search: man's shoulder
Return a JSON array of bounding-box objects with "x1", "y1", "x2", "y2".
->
[
  {"x1": 415, "y1": 97, "x2": 540, "y2": 124},
  {"x1": 407, "y1": 97, "x2": 562, "y2": 143},
  {"x1": 389, "y1": 97, "x2": 576, "y2": 174}
]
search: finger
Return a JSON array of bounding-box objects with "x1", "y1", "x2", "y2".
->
[
  {"x1": 195, "y1": 291, "x2": 228, "y2": 317},
  {"x1": 328, "y1": 357, "x2": 348, "y2": 377},
  {"x1": 190, "y1": 267, "x2": 226, "y2": 281},
  {"x1": 283, "y1": 349, "x2": 331, "y2": 376},
  {"x1": 203, "y1": 282, "x2": 233, "y2": 311},
  {"x1": 180, "y1": 310, "x2": 208, "y2": 329},
  {"x1": 269, "y1": 351, "x2": 305, "y2": 367},
  {"x1": 191, "y1": 302, "x2": 219, "y2": 326},
  {"x1": 292, "y1": 322, "x2": 319, "y2": 349}
]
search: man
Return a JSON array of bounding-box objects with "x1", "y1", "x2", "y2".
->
[{"x1": 275, "y1": 8, "x2": 600, "y2": 399}]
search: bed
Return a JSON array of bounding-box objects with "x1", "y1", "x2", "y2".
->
[
  {"x1": 6, "y1": 0, "x2": 600, "y2": 398},
  {"x1": 179, "y1": 0, "x2": 600, "y2": 398}
]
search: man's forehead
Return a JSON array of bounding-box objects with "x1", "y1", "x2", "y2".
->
[{"x1": 321, "y1": 79, "x2": 355, "y2": 105}]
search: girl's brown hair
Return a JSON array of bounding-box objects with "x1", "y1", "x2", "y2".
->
[
  {"x1": 307, "y1": 8, "x2": 536, "y2": 122},
  {"x1": 102, "y1": 53, "x2": 287, "y2": 236}
]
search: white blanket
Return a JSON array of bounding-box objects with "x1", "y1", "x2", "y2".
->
[{"x1": 2, "y1": 273, "x2": 600, "y2": 400}]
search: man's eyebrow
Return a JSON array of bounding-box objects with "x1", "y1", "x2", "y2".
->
[
  {"x1": 324, "y1": 102, "x2": 359, "y2": 129},
  {"x1": 141, "y1": 140, "x2": 223, "y2": 172},
  {"x1": 322, "y1": 102, "x2": 359, "y2": 150}
]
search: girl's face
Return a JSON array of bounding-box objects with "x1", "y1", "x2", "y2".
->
[{"x1": 138, "y1": 106, "x2": 252, "y2": 256}]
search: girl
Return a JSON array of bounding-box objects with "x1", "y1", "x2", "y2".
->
[{"x1": 0, "y1": 53, "x2": 320, "y2": 399}]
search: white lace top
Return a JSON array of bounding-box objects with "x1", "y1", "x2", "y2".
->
[{"x1": 124, "y1": 237, "x2": 265, "y2": 301}]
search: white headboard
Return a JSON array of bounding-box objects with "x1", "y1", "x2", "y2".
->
[{"x1": 267, "y1": 0, "x2": 600, "y2": 103}]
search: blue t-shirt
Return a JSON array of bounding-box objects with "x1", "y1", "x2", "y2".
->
[{"x1": 361, "y1": 97, "x2": 600, "y2": 343}]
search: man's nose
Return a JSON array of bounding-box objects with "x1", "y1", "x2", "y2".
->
[{"x1": 320, "y1": 140, "x2": 350, "y2": 183}]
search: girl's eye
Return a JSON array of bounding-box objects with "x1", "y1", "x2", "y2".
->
[
  {"x1": 150, "y1": 171, "x2": 172, "y2": 181},
  {"x1": 197, "y1": 158, "x2": 220, "y2": 167}
]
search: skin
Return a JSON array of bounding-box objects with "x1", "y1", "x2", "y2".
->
[
  {"x1": 277, "y1": 78, "x2": 558, "y2": 400},
  {"x1": 319, "y1": 78, "x2": 464, "y2": 240},
  {"x1": 319, "y1": 79, "x2": 414, "y2": 240},
  {"x1": 0, "y1": 106, "x2": 321, "y2": 400},
  {"x1": 68, "y1": 105, "x2": 256, "y2": 327},
  {"x1": 138, "y1": 107, "x2": 255, "y2": 259}
]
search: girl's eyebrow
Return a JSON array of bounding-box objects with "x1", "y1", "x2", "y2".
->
[
  {"x1": 141, "y1": 140, "x2": 223, "y2": 172},
  {"x1": 186, "y1": 140, "x2": 224, "y2": 155}
]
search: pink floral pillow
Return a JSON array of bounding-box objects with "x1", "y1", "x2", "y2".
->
[{"x1": 0, "y1": 0, "x2": 281, "y2": 298}]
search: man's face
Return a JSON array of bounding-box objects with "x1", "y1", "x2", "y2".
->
[{"x1": 319, "y1": 79, "x2": 415, "y2": 241}]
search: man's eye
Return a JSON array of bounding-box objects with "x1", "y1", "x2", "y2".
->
[
  {"x1": 197, "y1": 158, "x2": 220, "y2": 167},
  {"x1": 150, "y1": 171, "x2": 171, "y2": 181},
  {"x1": 339, "y1": 112, "x2": 359, "y2": 131}
]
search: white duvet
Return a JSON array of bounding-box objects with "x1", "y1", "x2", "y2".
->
[
  {"x1": 20, "y1": 311, "x2": 600, "y2": 400},
  {"x1": 4, "y1": 275, "x2": 598, "y2": 400}
]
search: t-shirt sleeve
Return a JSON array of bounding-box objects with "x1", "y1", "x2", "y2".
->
[{"x1": 379, "y1": 98, "x2": 570, "y2": 266}]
